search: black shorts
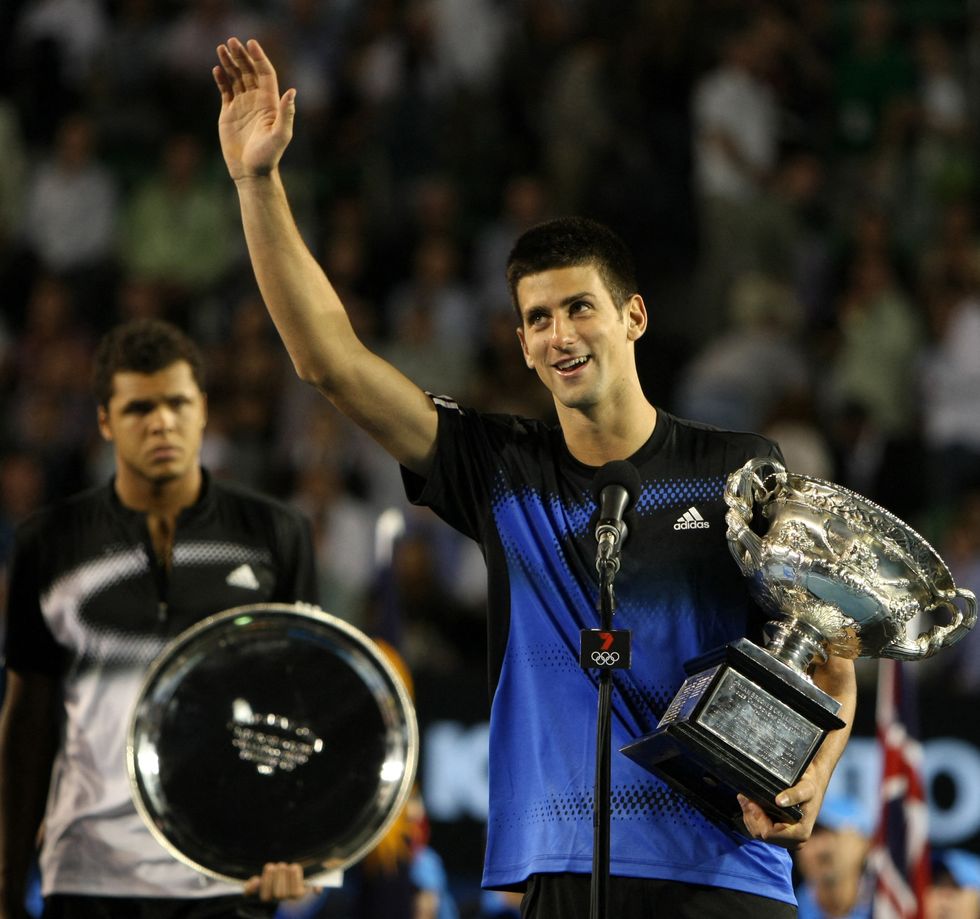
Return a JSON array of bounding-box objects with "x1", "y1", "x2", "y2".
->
[
  {"x1": 41, "y1": 894, "x2": 278, "y2": 919},
  {"x1": 519, "y1": 873, "x2": 798, "y2": 919}
]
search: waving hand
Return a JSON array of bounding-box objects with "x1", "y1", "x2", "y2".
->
[{"x1": 213, "y1": 38, "x2": 295, "y2": 181}]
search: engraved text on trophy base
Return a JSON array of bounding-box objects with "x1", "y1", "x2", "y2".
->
[{"x1": 698, "y1": 669, "x2": 823, "y2": 787}]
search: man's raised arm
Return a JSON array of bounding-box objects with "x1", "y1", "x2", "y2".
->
[{"x1": 213, "y1": 37, "x2": 438, "y2": 476}]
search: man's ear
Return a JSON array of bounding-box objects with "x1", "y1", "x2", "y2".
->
[
  {"x1": 97, "y1": 405, "x2": 113, "y2": 442},
  {"x1": 516, "y1": 327, "x2": 534, "y2": 369},
  {"x1": 626, "y1": 294, "x2": 648, "y2": 341}
]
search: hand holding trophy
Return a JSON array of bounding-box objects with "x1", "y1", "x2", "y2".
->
[{"x1": 622, "y1": 458, "x2": 976, "y2": 831}]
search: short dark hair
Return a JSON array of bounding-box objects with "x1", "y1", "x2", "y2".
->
[
  {"x1": 93, "y1": 318, "x2": 205, "y2": 408},
  {"x1": 506, "y1": 216, "x2": 638, "y2": 319}
]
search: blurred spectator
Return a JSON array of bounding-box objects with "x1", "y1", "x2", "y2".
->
[
  {"x1": 692, "y1": 14, "x2": 780, "y2": 207},
  {"x1": 919, "y1": 276, "x2": 980, "y2": 510},
  {"x1": 382, "y1": 234, "x2": 475, "y2": 395},
  {"x1": 928, "y1": 490, "x2": 980, "y2": 693},
  {"x1": 204, "y1": 294, "x2": 292, "y2": 490},
  {"x1": 10, "y1": 0, "x2": 109, "y2": 142},
  {"x1": 290, "y1": 462, "x2": 376, "y2": 624},
  {"x1": 261, "y1": 0, "x2": 349, "y2": 129},
  {"x1": 675, "y1": 271, "x2": 811, "y2": 433},
  {"x1": 275, "y1": 646, "x2": 458, "y2": 919},
  {"x1": 113, "y1": 275, "x2": 169, "y2": 324},
  {"x1": 832, "y1": 0, "x2": 916, "y2": 157},
  {"x1": 0, "y1": 450, "x2": 46, "y2": 679},
  {"x1": 794, "y1": 795, "x2": 874, "y2": 919},
  {"x1": 365, "y1": 524, "x2": 485, "y2": 676},
  {"x1": 824, "y1": 250, "x2": 922, "y2": 439},
  {"x1": 472, "y1": 173, "x2": 550, "y2": 316},
  {"x1": 91, "y1": 0, "x2": 171, "y2": 166},
  {"x1": 158, "y1": 0, "x2": 266, "y2": 132},
  {"x1": 0, "y1": 99, "x2": 26, "y2": 256},
  {"x1": 477, "y1": 889, "x2": 523, "y2": 917},
  {"x1": 903, "y1": 25, "x2": 974, "y2": 246},
  {"x1": 469, "y1": 310, "x2": 555, "y2": 421},
  {"x1": 927, "y1": 848, "x2": 980, "y2": 919},
  {"x1": 749, "y1": 150, "x2": 835, "y2": 326},
  {"x1": 495, "y1": 0, "x2": 577, "y2": 173},
  {"x1": 13, "y1": 0, "x2": 108, "y2": 84},
  {"x1": 690, "y1": 15, "x2": 781, "y2": 340},
  {"x1": 762, "y1": 392, "x2": 835, "y2": 481},
  {"x1": 6, "y1": 275, "x2": 96, "y2": 489},
  {"x1": 117, "y1": 131, "x2": 237, "y2": 319},
  {"x1": 920, "y1": 199, "x2": 980, "y2": 293},
  {"x1": 0, "y1": 450, "x2": 46, "y2": 584},
  {"x1": 19, "y1": 112, "x2": 118, "y2": 290},
  {"x1": 430, "y1": 0, "x2": 507, "y2": 94},
  {"x1": 538, "y1": 31, "x2": 613, "y2": 214}
]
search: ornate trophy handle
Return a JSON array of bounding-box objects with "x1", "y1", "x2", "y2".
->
[
  {"x1": 724, "y1": 456, "x2": 786, "y2": 576},
  {"x1": 899, "y1": 587, "x2": 979, "y2": 660}
]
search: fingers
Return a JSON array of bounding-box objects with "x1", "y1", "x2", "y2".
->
[
  {"x1": 215, "y1": 38, "x2": 276, "y2": 91},
  {"x1": 245, "y1": 37, "x2": 276, "y2": 75},
  {"x1": 215, "y1": 43, "x2": 245, "y2": 95},
  {"x1": 737, "y1": 793, "x2": 772, "y2": 838},
  {"x1": 227, "y1": 37, "x2": 260, "y2": 89},
  {"x1": 249, "y1": 862, "x2": 306, "y2": 901},
  {"x1": 212, "y1": 65, "x2": 232, "y2": 103},
  {"x1": 278, "y1": 88, "x2": 297, "y2": 132},
  {"x1": 738, "y1": 790, "x2": 816, "y2": 850}
]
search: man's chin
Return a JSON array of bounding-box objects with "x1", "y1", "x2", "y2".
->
[{"x1": 144, "y1": 465, "x2": 184, "y2": 486}]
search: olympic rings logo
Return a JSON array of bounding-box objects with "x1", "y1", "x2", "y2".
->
[{"x1": 591, "y1": 650, "x2": 620, "y2": 666}]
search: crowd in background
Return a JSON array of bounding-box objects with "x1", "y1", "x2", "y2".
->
[{"x1": 1, "y1": 0, "x2": 980, "y2": 689}]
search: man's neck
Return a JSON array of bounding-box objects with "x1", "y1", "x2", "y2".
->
[{"x1": 557, "y1": 398, "x2": 658, "y2": 467}]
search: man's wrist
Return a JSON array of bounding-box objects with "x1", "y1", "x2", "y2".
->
[{"x1": 234, "y1": 170, "x2": 278, "y2": 185}]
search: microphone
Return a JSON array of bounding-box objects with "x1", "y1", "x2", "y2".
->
[{"x1": 591, "y1": 460, "x2": 641, "y2": 575}]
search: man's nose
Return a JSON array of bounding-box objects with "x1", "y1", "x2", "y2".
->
[
  {"x1": 148, "y1": 404, "x2": 176, "y2": 431},
  {"x1": 550, "y1": 314, "x2": 574, "y2": 347}
]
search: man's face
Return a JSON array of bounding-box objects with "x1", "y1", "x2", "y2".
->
[
  {"x1": 98, "y1": 360, "x2": 207, "y2": 487},
  {"x1": 926, "y1": 885, "x2": 980, "y2": 919},
  {"x1": 515, "y1": 265, "x2": 645, "y2": 413}
]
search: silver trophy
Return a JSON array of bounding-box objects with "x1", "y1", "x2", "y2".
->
[
  {"x1": 128, "y1": 603, "x2": 418, "y2": 883},
  {"x1": 622, "y1": 458, "x2": 976, "y2": 830}
]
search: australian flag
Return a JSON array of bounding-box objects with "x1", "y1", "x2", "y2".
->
[{"x1": 870, "y1": 659, "x2": 931, "y2": 918}]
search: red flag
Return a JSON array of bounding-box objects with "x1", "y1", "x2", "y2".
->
[{"x1": 870, "y1": 659, "x2": 931, "y2": 919}]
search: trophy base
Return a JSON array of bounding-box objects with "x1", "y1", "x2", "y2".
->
[{"x1": 620, "y1": 638, "x2": 845, "y2": 833}]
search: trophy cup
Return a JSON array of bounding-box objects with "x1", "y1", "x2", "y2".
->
[{"x1": 621, "y1": 458, "x2": 976, "y2": 831}]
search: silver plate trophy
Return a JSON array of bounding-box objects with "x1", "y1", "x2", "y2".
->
[
  {"x1": 622, "y1": 458, "x2": 976, "y2": 831},
  {"x1": 127, "y1": 603, "x2": 418, "y2": 882}
]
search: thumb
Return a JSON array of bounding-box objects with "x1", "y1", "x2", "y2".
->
[{"x1": 277, "y1": 88, "x2": 297, "y2": 130}]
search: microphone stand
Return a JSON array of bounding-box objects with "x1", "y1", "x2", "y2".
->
[{"x1": 590, "y1": 560, "x2": 618, "y2": 919}]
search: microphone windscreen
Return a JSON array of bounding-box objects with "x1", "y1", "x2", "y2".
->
[{"x1": 590, "y1": 460, "x2": 641, "y2": 507}]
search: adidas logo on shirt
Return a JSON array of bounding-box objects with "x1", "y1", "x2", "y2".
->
[
  {"x1": 674, "y1": 507, "x2": 710, "y2": 531},
  {"x1": 226, "y1": 564, "x2": 261, "y2": 590}
]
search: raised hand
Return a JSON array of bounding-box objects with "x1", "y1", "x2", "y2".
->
[{"x1": 213, "y1": 37, "x2": 295, "y2": 181}]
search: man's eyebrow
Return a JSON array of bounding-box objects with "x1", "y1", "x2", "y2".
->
[
  {"x1": 120, "y1": 394, "x2": 188, "y2": 411},
  {"x1": 120, "y1": 398, "x2": 155, "y2": 412},
  {"x1": 524, "y1": 291, "x2": 593, "y2": 315}
]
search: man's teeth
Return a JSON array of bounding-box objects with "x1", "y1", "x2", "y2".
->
[{"x1": 557, "y1": 356, "x2": 589, "y2": 371}]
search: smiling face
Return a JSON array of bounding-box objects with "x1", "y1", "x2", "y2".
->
[
  {"x1": 98, "y1": 360, "x2": 207, "y2": 496},
  {"x1": 515, "y1": 264, "x2": 647, "y2": 415}
]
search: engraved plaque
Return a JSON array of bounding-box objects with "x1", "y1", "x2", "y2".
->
[{"x1": 698, "y1": 669, "x2": 822, "y2": 786}]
